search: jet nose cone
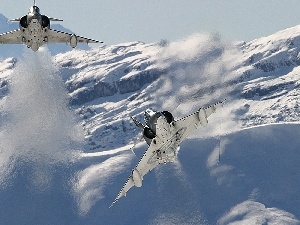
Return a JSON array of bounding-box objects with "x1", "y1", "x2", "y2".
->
[{"x1": 29, "y1": 6, "x2": 40, "y2": 14}]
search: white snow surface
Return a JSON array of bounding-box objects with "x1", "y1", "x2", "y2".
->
[{"x1": 0, "y1": 22, "x2": 299, "y2": 224}]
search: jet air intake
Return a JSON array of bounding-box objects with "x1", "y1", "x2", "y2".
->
[
  {"x1": 41, "y1": 15, "x2": 50, "y2": 28},
  {"x1": 161, "y1": 111, "x2": 174, "y2": 123},
  {"x1": 143, "y1": 127, "x2": 155, "y2": 139},
  {"x1": 20, "y1": 16, "x2": 28, "y2": 28}
]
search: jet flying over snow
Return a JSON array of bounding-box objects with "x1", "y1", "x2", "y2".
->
[
  {"x1": 0, "y1": 1, "x2": 102, "y2": 51},
  {"x1": 111, "y1": 99, "x2": 225, "y2": 207}
]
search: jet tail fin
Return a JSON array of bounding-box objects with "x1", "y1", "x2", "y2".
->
[
  {"x1": 131, "y1": 117, "x2": 145, "y2": 130},
  {"x1": 10, "y1": 18, "x2": 21, "y2": 22},
  {"x1": 49, "y1": 18, "x2": 63, "y2": 21}
]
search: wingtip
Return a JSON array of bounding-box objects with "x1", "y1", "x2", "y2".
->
[
  {"x1": 216, "y1": 98, "x2": 226, "y2": 108},
  {"x1": 215, "y1": 99, "x2": 226, "y2": 106},
  {"x1": 109, "y1": 187, "x2": 128, "y2": 208},
  {"x1": 109, "y1": 202, "x2": 115, "y2": 208},
  {"x1": 109, "y1": 196, "x2": 120, "y2": 208},
  {"x1": 90, "y1": 40, "x2": 103, "y2": 44}
]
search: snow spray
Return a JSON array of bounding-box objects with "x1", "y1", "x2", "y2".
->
[{"x1": 0, "y1": 48, "x2": 83, "y2": 189}]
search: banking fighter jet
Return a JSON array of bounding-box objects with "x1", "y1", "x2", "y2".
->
[
  {"x1": 110, "y1": 99, "x2": 225, "y2": 207},
  {"x1": 0, "y1": 1, "x2": 102, "y2": 51}
]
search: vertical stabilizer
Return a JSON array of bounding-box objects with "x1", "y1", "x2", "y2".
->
[{"x1": 131, "y1": 117, "x2": 145, "y2": 130}]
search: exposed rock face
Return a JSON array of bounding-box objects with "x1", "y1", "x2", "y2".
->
[
  {"x1": 117, "y1": 69, "x2": 163, "y2": 94},
  {"x1": 69, "y1": 68, "x2": 165, "y2": 105},
  {"x1": 54, "y1": 42, "x2": 165, "y2": 105},
  {"x1": 241, "y1": 80, "x2": 296, "y2": 99}
]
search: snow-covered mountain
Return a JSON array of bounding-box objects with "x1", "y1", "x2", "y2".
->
[{"x1": 0, "y1": 20, "x2": 299, "y2": 225}]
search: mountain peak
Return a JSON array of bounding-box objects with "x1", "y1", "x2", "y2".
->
[
  {"x1": 0, "y1": 13, "x2": 8, "y2": 21},
  {"x1": 248, "y1": 25, "x2": 300, "y2": 47}
]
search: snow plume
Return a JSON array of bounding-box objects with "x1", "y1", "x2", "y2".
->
[
  {"x1": 152, "y1": 161, "x2": 208, "y2": 225},
  {"x1": 152, "y1": 33, "x2": 241, "y2": 115},
  {"x1": 73, "y1": 153, "x2": 133, "y2": 216},
  {"x1": 218, "y1": 200, "x2": 300, "y2": 225},
  {"x1": 0, "y1": 48, "x2": 83, "y2": 189}
]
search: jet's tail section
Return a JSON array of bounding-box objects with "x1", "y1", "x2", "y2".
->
[
  {"x1": 10, "y1": 18, "x2": 21, "y2": 22},
  {"x1": 49, "y1": 18, "x2": 63, "y2": 21},
  {"x1": 33, "y1": 0, "x2": 63, "y2": 22},
  {"x1": 131, "y1": 117, "x2": 145, "y2": 130}
]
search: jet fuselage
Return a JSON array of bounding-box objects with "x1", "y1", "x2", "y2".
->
[{"x1": 19, "y1": 6, "x2": 51, "y2": 51}]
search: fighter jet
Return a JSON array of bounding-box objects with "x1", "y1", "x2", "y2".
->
[
  {"x1": 110, "y1": 99, "x2": 225, "y2": 207},
  {"x1": 0, "y1": 1, "x2": 102, "y2": 51}
]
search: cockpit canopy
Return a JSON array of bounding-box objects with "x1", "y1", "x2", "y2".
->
[
  {"x1": 144, "y1": 108, "x2": 157, "y2": 122},
  {"x1": 144, "y1": 108, "x2": 160, "y2": 131},
  {"x1": 29, "y1": 6, "x2": 40, "y2": 14}
]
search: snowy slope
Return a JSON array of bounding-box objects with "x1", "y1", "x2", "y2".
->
[{"x1": 0, "y1": 23, "x2": 299, "y2": 225}]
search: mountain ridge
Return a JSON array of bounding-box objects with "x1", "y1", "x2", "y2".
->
[{"x1": 0, "y1": 22, "x2": 300, "y2": 224}]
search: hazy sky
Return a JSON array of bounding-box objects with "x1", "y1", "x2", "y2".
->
[{"x1": 1, "y1": 0, "x2": 300, "y2": 45}]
